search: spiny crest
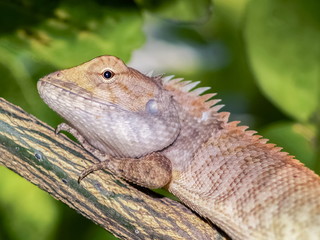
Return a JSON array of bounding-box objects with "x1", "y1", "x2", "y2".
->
[
  {"x1": 225, "y1": 120, "x2": 294, "y2": 159},
  {"x1": 160, "y1": 75, "x2": 224, "y2": 120},
  {"x1": 160, "y1": 75, "x2": 296, "y2": 160}
]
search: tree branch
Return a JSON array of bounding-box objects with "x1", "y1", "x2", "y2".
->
[{"x1": 0, "y1": 97, "x2": 226, "y2": 240}]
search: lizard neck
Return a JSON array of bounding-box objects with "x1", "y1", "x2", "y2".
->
[{"x1": 162, "y1": 103, "x2": 223, "y2": 172}]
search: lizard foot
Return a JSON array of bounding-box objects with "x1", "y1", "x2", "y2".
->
[{"x1": 78, "y1": 160, "x2": 110, "y2": 183}]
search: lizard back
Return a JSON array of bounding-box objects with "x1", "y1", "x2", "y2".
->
[
  {"x1": 168, "y1": 121, "x2": 320, "y2": 240},
  {"x1": 162, "y1": 76, "x2": 320, "y2": 240}
]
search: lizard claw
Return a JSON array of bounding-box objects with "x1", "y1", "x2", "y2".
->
[
  {"x1": 78, "y1": 161, "x2": 109, "y2": 184},
  {"x1": 78, "y1": 167, "x2": 95, "y2": 183}
]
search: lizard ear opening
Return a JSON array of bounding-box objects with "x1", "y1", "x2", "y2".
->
[{"x1": 145, "y1": 99, "x2": 159, "y2": 115}]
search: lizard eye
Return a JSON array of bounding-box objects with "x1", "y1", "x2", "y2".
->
[{"x1": 102, "y1": 70, "x2": 114, "y2": 79}]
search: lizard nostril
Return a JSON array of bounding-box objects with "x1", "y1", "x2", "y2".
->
[{"x1": 47, "y1": 70, "x2": 62, "y2": 78}]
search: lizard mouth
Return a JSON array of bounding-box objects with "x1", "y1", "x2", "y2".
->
[{"x1": 37, "y1": 78, "x2": 119, "y2": 110}]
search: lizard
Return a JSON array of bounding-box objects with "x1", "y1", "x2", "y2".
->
[{"x1": 37, "y1": 55, "x2": 320, "y2": 240}]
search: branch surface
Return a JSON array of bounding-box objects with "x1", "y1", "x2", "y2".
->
[{"x1": 0, "y1": 97, "x2": 226, "y2": 240}]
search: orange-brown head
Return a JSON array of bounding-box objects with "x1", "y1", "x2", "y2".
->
[
  {"x1": 38, "y1": 55, "x2": 181, "y2": 158},
  {"x1": 40, "y1": 55, "x2": 162, "y2": 112}
]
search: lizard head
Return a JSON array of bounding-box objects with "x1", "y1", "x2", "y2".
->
[
  {"x1": 38, "y1": 55, "x2": 181, "y2": 158},
  {"x1": 41, "y1": 55, "x2": 163, "y2": 112}
]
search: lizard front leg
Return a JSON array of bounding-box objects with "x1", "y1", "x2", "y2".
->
[
  {"x1": 56, "y1": 123, "x2": 106, "y2": 160},
  {"x1": 79, "y1": 153, "x2": 172, "y2": 189},
  {"x1": 56, "y1": 123, "x2": 172, "y2": 189}
]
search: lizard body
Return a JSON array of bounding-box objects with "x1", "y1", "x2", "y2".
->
[{"x1": 37, "y1": 55, "x2": 320, "y2": 240}]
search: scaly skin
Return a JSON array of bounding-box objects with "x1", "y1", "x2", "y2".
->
[{"x1": 38, "y1": 55, "x2": 320, "y2": 240}]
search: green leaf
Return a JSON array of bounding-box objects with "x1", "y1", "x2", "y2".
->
[
  {"x1": 136, "y1": 0, "x2": 212, "y2": 23},
  {"x1": 0, "y1": 167, "x2": 59, "y2": 240},
  {"x1": 244, "y1": 0, "x2": 320, "y2": 122},
  {"x1": 0, "y1": 0, "x2": 145, "y2": 119},
  {"x1": 26, "y1": 0, "x2": 144, "y2": 67},
  {"x1": 0, "y1": 0, "x2": 144, "y2": 72},
  {"x1": 260, "y1": 122, "x2": 317, "y2": 172}
]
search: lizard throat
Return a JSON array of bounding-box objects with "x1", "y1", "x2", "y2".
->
[{"x1": 38, "y1": 79, "x2": 181, "y2": 159}]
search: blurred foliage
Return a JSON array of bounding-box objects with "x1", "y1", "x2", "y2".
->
[
  {"x1": 261, "y1": 123, "x2": 317, "y2": 170},
  {"x1": 244, "y1": 0, "x2": 320, "y2": 122},
  {"x1": 135, "y1": 0, "x2": 212, "y2": 23},
  {"x1": 0, "y1": 167, "x2": 58, "y2": 240},
  {"x1": 0, "y1": 0, "x2": 319, "y2": 239}
]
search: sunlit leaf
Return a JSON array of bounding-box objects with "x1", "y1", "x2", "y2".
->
[
  {"x1": 0, "y1": 0, "x2": 144, "y2": 69},
  {"x1": 0, "y1": 0, "x2": 144, "y2": 119},
  {"x1": 244, "y1": 0, "x2": 320, "y2": 122},
  {"x1": 26, "y1": 0, "x2": 144, "y2": 67}
]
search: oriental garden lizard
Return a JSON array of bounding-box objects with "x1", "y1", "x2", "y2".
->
[{"x1": 37, "y1": 55, "x2": 320, "y2": 240}]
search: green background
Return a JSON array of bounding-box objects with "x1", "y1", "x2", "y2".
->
[{"x1": 0, "y1": 0, "x2": 319, "y2": 239}]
